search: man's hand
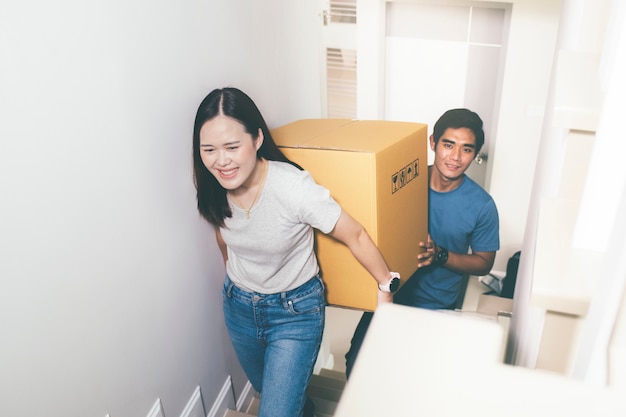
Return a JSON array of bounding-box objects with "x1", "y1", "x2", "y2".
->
[
  {"x1": 417, "y1": 234, "x2": 437, "y2": 268},
  {"x1": 416, "y1": 235, "x2": 496, "y2": 276}
]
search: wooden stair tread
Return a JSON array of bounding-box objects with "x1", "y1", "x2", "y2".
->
[
  {"x1": 309, "y1": 373, "x2": 347, "y2": 391},
  {"x1": 224, "y1": 410, "x2": 255, "y2": 417},
  {"x1": 309, "y1": 395, "x2": 339, "y2": 415},
  {"x1": 226, "y1": 369, "x2": 345, "y2": 417},
  {"x1": 318, "y1": 368, "x2": 347, "y2": 382},
  {"x1": 244, "y1": 397, "x2": 260, "y2": 415}
]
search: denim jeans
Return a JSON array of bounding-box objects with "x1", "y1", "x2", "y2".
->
[{"x1": 223, "y1": 275, "x2": 325, "y2": 417}]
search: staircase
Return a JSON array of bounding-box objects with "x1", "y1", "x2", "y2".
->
[{"x1": 224, "y1": 368, "x2": 347, "y2": 417}]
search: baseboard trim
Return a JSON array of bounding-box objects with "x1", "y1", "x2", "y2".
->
[
  {"x1": 206, "y1": 375, "x2": 236, "y2": 417},
  {"x1": 146, "y1": 398, "x2": 164, "y2": 417},
  {"x1": 236, "y1": 381, "x2": 256, "y2": 412},
  {"x1": 180, "y1": 385, "x2": 205, "y2": 417}
]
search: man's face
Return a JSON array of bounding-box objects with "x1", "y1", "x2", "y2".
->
[{"x1": 430, "y1": 127, "x2": 476, "y2": 182}]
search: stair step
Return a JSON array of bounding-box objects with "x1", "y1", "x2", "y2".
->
[
  {"x1": 224, "y1": 404, "x2": 334, "y2": 417},
  {"x1": 306, "y1": 369, "x2": 346, "y2": 410},
  {"x1": 307, "y1": 384, "x2": 343, "y2": 403},
  {"x1": 309, "y1": 373, "x2": 347, "y2": 391},
  {"x1": 224, "y1": 410, "x2": 255, "y2": 417},
  {"x1": 309, "y1": 395, "x2": 339, "y2": 415},
  {"x1": 225, "y1": 369, "x2": 345, "y2": 417},
  {"x1": 318, "y1": 368, "x2": 347, "y2": 382},
  {"x1": 225, "y1": 398, "x2": 336, "y2": 417},
  {"x1": 244, "y1": 397, "x2": 260, "y2": 415},
  {"x1": 309, "y1": 375, "x2": 346, "y2": 392}
]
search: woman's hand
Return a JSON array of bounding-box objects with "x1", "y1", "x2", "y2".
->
[{"x1": 377, "y1": 289, "x2": 393, "y2": 305}]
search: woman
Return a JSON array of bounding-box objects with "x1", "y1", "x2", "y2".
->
[{"x1": 192, "y1": 87, "x2": 398, "y2": 417}]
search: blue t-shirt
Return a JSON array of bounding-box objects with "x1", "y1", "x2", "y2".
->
[{"x1": 395, "y1": 174, "x2": 499, "y2": 309}]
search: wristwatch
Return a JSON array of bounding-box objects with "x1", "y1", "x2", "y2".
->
[
  {"x1": 378, "y1": 272, "x2": 401, "y2": 293},
  {"x1": 434, "y1": 246, "x2": 449, "y2": 265}
]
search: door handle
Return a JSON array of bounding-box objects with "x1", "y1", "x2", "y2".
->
[{"x1": 474, "y1": 153, "x2": 488, "y2": 165}]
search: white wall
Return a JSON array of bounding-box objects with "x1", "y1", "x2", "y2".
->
[{"x1": 0, "y1": 1, "x2": 321, "y2": 416}]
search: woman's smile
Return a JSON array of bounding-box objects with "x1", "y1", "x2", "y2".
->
[{"x1": 218, "y1": 166, "x2": 239, "y2": 179}]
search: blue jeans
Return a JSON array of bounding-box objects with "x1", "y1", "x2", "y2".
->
[{"x1": 223, "y1": 275, "x2": 325, "y2": 417}]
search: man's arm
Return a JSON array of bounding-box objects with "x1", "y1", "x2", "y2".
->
[{"x1": 439, "y1": 249, "x2": 495, "y2": 276}]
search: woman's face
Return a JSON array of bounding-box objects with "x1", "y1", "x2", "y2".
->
[{"x1": 199, "y1": 115, "x2": 263, "y2": 191}]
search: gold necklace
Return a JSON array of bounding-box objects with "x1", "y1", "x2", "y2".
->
[{"x1": 232, "y1": 159, "x2": 267, "y2": 219}]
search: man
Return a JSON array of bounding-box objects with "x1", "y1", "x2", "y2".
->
[{"x1": 345, "y1": 108, "x2": 500, "y2": 378}]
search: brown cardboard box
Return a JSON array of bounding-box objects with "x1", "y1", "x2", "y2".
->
[{"x1": 271, "y1": 119, "x2": 429, "y2": 310}]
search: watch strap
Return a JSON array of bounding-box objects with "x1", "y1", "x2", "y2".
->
[
  {"x1": 378, "y1": 272, "x2": 401, "y2": 293},
  {"x1": 435, "y1": 246, "x2": 449, "y2": 265}
]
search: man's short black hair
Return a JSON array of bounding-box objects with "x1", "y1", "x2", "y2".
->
[{"x1": 432, "y1": 108, "x2": 485, "y2": 154}]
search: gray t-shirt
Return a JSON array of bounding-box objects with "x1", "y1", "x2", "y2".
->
[{"x1": 220, "y1": 160, "x2": 342, "y2": 293}]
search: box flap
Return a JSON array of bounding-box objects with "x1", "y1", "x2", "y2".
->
[
  {"x1": 271, "y1": 119, "x2": 353, "y2": 147},
  {"x1": 272, "y1": 119, "x2": 428, "y2": 153}
]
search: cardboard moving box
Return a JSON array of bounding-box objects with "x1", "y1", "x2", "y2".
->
[{"x1": 271, "y1": 119, "x2": 429, "y2": 310}]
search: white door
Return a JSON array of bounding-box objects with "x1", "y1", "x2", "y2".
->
[
  {"x1": 320, "y1": 0, "x2": 358, "y2": 118},
  {"x1": 349, "y1": 0, "x2": 510, "y2": 188}
]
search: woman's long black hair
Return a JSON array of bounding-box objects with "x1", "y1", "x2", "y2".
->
[{"x1": 192, "y1": 87, "x2": 301, "y2": 227}]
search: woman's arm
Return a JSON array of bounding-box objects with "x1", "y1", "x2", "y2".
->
[
  {"x1": 328, "y1": 209, "x2": 395, "y2": 304},
  {"x1": 215, "y1": 228, "x2": 228, "y2": 264}
]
